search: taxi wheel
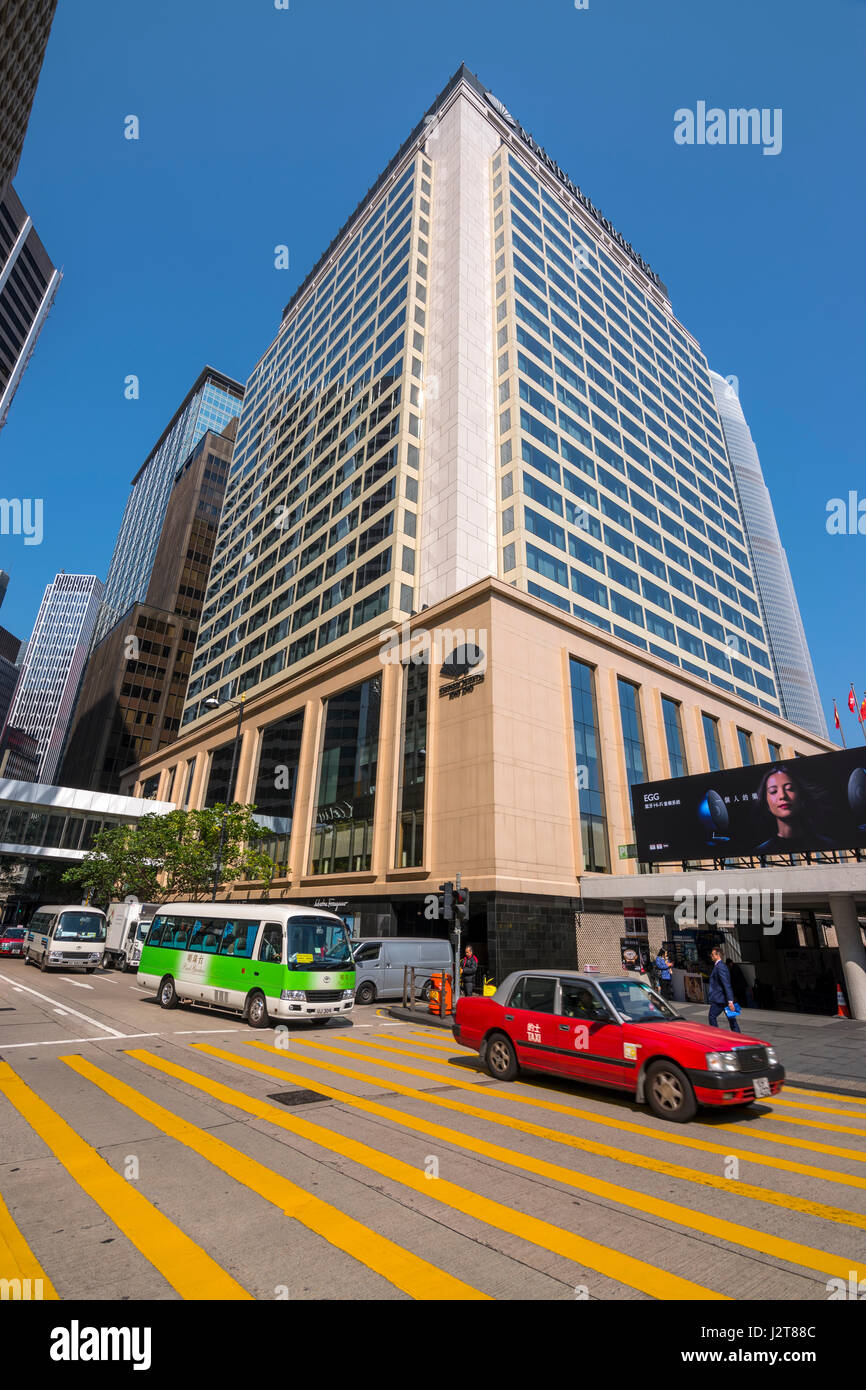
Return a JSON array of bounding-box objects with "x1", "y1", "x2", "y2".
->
[
  {"x1": 484, "y1": 1031, "x2": 519, "y2": 1082},
  {"x1": 645, "y1": 1060, "x2": 697, "y2": 1123},
  {"x1": 246, "y1": 990, "x2": 270, "y2": 1029}
]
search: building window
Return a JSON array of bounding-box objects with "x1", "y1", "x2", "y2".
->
[
  {"x1": 737, "y1": 728, "x2": 753, "y2": 766},
  {"x1": 309, "y1": 676, "x2": 381, "y2": 874},
  {"x1": 768, "y1": 740, "x2": 781, "y2": 762},
  {"x1": 569, "y1": 658, "x2": 609, "y2": 873},
  {"x1": 395, "y1": 661, "x2": 428, "y2": 868},
  {"x1": 252, "y1": 710, "x2": 305, "y2": 875},
  {"x1": 662, "y1": 697, "x2": 688, "y2": 778},
  {"x1": 702, "y1": 713, "x2": 723, "y2": 772},
  {"x1": 182, "y1": 757, "x2": 197, "y2": 808},
  {"x1": 205, "y1": 743, "x2": 238, "y2": 807},
  {"x1": 617, "y1": 679, "x2": 647, "y2": 831}
]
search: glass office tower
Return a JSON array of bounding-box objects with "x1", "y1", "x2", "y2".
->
[
  {"x1": 4, "y1": 573, "x2": 104, "y2": 784},
  {"x1": 709, "y1": 370, "x2": 825, "y2": 736},
  {"x1": 182, "y1": 65, "x2": 797, "y2": 730},
  {"x1": 93, "y1": 367, "x2": 244, "y2": 645}
]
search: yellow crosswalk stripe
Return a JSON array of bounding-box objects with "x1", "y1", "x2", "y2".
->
[
  {"x1": 0, "y1": 1059, "x2": 249, "y2": 1300},
  {"x1": 781, "y1": 1086, "x2": 866, "y2": 1105},
  {"x1": 238, "y1": 1040, "x2": 866, "y2": 1246},
  {"x1": 768, "y1": 1097, "x2": 866, "y2": 1122},
  {"x1": 60, "y1": 1055, "x2": 485, "y2": 1302},
  {"x1": 128, "y1": 1047, "x2": 724, "y2": 1301},
  {"x1": 327, "y1": 1035, "x2": 866, "y2": 1170},
  {"x1": 0, "y1": 1191, "x2": 58, "y2": 1299},
  {"x1": 199, "y1": 1042, "x2": 866, "y2": 1287},
  {"x1": 754, "y1": 1112, "x2": 866, "y2": 1139},
  {"x1": 284, "y1": 1036, "x2": 866, "y2": 1191}
]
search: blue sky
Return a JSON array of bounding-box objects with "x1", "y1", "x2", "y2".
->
[{"x1": 1, "y1": 0, "x2": 864, "y2": 743}]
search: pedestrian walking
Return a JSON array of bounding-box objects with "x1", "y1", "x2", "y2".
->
[
  {"x1": 461, "y1": 944, "x2": 479, "y2": 997},
  {"x1": 707, "y1": 947, "x2": 741, "y2": 1032},
  {"x1": 654, "y1": 948, "x2": 673, "y2": 1001}
]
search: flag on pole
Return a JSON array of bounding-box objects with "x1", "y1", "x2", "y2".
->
[
  {"x1": 834, "y1": 701, "x2": 841, "y2": 730},
  {"x1": 849, "y1": 686, "x2": 857, "y2": 713},
  {"x1": 861, "y1": 694, "x2": 866, "y2": 723}
]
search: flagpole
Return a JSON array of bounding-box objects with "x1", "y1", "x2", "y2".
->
[
  {"x1": 853, "y1": 682, "x2": 866, "y2": 744},
  {"x1": 835, "y1": 700, "x2": 847, "y2": 749}
]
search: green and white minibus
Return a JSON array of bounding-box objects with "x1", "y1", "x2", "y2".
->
[{"x1": 136, "y1": 902, "x2": 355, "y2": 1027}]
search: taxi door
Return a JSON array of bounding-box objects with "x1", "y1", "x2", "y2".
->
[
  {"x1": 503, "y1": 976, "x2": 566, "y2": 1075},
  {"x1": 558, "y1": 979, "x2": 635, "y2": 1090}
]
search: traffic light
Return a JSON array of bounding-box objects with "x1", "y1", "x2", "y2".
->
[
  {"x1": 454, "y1": 888, "x2": 470, "y2": 927},
  {"x1": 439, "y1": 881, "x2": 454, "y2": 921}
]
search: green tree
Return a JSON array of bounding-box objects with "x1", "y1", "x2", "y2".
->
[{"x1": 62, "y1": 804, "x2": 275, "y2": 906}]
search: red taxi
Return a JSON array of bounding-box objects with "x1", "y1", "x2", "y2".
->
[
  {"x1": 454, "y1": 970, "x2": 784, "y2": 1122},
  {"x1": 0, "y1": 925, "x2": 26, "y2": 958}
]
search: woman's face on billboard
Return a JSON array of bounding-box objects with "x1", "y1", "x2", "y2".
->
[{"x1": 765, "y1": 771, "x2": 800, "y2": 823}]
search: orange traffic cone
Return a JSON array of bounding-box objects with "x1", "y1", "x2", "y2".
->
[{"x1": 836, "y1": 983, "x2": 850, "y2": 1019}]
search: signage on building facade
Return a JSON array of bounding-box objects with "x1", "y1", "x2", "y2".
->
[{"x1": 439, "y1": 643, "x2": 486, "y2": 700}]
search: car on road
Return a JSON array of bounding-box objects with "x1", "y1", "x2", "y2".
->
[
  {"x1": 453, "y1": 970, "x2": 785, "y2": 1122},
  {"x1": 0, "y1": 925, "x2": 25, "y2": 958},
  {"x1": 351, "y1": 936, "x2": 453, "y2": 1004}
]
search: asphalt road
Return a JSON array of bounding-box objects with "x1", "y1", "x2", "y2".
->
[{"x1": 1, "y1": 958, "x2": 865, "y2": 1302}]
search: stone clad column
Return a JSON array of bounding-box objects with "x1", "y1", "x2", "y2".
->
[{"x1": 828, "y1": 892, "x2": 866, "y2": 1020}]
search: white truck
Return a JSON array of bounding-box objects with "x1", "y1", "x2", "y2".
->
[{"x1": 105, "y1": 900, "x2": 160, "y2": 972}]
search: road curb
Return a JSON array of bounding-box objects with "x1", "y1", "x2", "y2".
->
[{"x1": 384, "y1": 1004, "x2": 454, "y2": 1030}]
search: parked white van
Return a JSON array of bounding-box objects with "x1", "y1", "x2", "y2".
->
[
  {"x1": 352, "y1": 936, "x2": 453, "y2": 1004},
  {"x1": 24, "y1": 905, "x2": 107, "y2": 973}
]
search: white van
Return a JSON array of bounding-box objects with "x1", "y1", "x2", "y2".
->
[
  {"x1": 24, "y1": 905, "x2": 107, "y2": 973},
  {"x1": 352, "y1": 936, "x2": 453, "y2": 1004},
  {"x1": 105, "y1": 901, "x2": 160, "y2": 972}
]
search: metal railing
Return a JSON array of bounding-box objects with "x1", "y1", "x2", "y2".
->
[{"x1": 402, "y1": 963, "x2": 453, "y2": 1017}]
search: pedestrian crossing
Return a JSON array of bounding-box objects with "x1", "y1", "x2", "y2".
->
[{"x1": 1, "y1": 1021, "x2": 865, "y2": 1301}]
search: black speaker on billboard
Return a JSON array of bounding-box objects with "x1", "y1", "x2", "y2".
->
[
  {"x1": 697, "y1": 788, "x2": 730, "y2": 844},
  {"x1": 848, "y1": 767, "x2": 866, "y2": 831}
]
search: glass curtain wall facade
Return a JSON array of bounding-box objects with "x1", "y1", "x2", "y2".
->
[
  {"x1": 251, "y1": 710, "x2": 305, "y2": 873},
  {"x1": 395, "y1": 660, "x2": 428, "y2": 867},
  {"x1": 310, "y1": 676, "x2": 381, "y2": 874},
  {"x1": 204, "y1": 742, "x2": 237, "y2": 807},
  {"x1": 569, "y1": 657, "x2": 609, "y2": 872},
  {"x1": 94, "y1": 369, "x2": 244, "y2": 645},
  {"x1": 494, "y1": 145, "x2": 779, "y2": 714},
  {"x1": 183, "y1": 156, "x2": 431, "y2": 725},
  {"x1": 661, "y1": 695, "x2": 688, "y2": 777},
  {"x1": 4, "y1": 573, "x2": 104, "y2": 784}
]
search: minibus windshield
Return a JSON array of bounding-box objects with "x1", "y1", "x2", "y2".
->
[{"x1": 55, "y1": 912, "x2": 106, "y2": 943}]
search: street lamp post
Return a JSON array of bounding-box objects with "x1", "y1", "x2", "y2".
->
[{"x1": 203, "y1": 693, "x2": 245, "y2": 898}]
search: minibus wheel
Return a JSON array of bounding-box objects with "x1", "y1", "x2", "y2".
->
[
  {"x1": 39, "y1": 955, "x2": 48, "y2": 972},
  {"x1": 246, "y1": 990, "x2": 269, "y2": 1029},
  {"x1": 158, "y1": 976, "x2": 179, "y2": 1009}
]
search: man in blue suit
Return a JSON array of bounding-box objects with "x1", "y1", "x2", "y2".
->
[{"x1": 707, "y1": 947, "x2": 741, "y2": 1032}]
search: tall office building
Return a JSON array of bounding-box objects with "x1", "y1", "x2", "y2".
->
[
  {"x1": 709, "y1": 370, "x2": 825, "y2": 737},
  {"x1": 0, "y1": 0, "x2": 58, "y2": 201},
  {"x1": 60, "y1": 419, "x2": 237, "y2": 792},
  {"x1": 0, "y1": 183, "x2": 61, "y2": 429},
  {"x1": 183, "y1": 65, "x2": 781, "y2": 729},
  {"x1": 124, "y1": 69, "x2": 840, "y2": 994},
  {"x1": 4, "y1": 573, "x2": 103, "y2": 784},
  {"x1": 0, "y1": 623, "x2": 24, "y2": 732},
  {"x1": 0, "y1": 571, "x2": 9, "y2": 607},
  {"x1": 92, "y1": 367, "x2": 244, "y2": 646}
]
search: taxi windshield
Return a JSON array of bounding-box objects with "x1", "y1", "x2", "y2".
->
[{"x1": 600, "y1": 980, "x2": 679, "y2": 1022}]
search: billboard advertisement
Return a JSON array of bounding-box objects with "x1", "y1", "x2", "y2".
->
[{"x1": 631, "y1": 745, "x2": 866, "y2": 864}]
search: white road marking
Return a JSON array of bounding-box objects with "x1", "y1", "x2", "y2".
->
[
  {"x1": 59, "y1": 978, "x2": 94, "y2": 990},
  {"x1": 53, "y1": 1009, "x2": 70, "y2": 1016},
  {"x1": 0, "y1": 1032, "x2": 162, "y2": 1050},
  {"x1": 0, "y1": 973, "x2": 125, "y2": 1037},
  {"x1": 172, "y1": 1029, "x2": 241, "y2": 1035}
]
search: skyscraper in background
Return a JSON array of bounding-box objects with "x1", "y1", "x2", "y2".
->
[
  {"x1": 3, "y1": 572, "x2": 103, "y2": 784},
  {"x1": 0, "y1": 183, "x2": 61, "y2": 430},
  {"x1": 59, "y1": 419, "x2": 237, "y2": 792},
  {"x1": 182, "y1": 65, "x2": 786, "y2": 729},
  {"x1": 709, "y1": 370, "x2": 825, "y2": 737},
  {"x1": 0, "y1": 0, "x2": 58, "y2": 202},
  {"x1": 92, "y1": 367, "x2": 244, "y2": 646}
]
